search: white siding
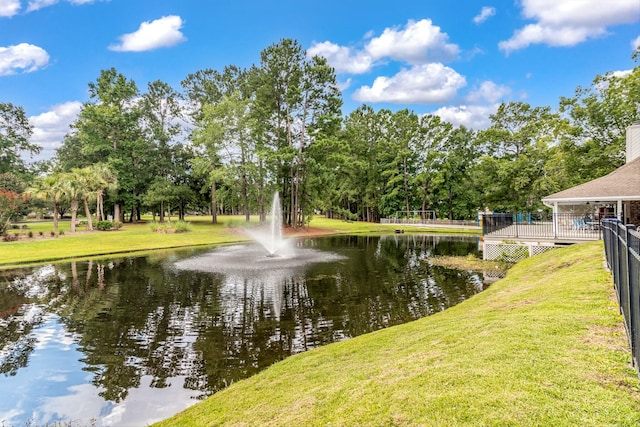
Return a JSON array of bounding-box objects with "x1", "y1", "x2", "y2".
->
[{"x1": 627, "y1": 122, "x2": 640, "y2": 164}]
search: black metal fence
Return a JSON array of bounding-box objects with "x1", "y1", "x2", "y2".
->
[
  {"x1": 602, "y1": 219, "x2": 640, "y2": 378},
  {"x1": 482, "y1": 213, "x2": 607, "y2": 240}
]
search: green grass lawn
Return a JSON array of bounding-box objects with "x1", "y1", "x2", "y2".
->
[
  {"x1": 0, "y1": 215, "x2": 471, "y2": 268},
  {"x1": 0, "y1": 219, "x2": 246, "y2": 267},
  {"x1": 154, "y1": 241, "x2": 640, "y2": 426}
]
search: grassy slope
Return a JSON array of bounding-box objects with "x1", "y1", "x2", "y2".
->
[
  {"x1": 0, "y1": 216, "x2": 478, "y2": 268},
  {"x1": 155, "y1": 241, "x2": 640, "y2": 427}
]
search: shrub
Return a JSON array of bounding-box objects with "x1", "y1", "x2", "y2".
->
[
  {"x1": 224, "y1": 218, "x2": 243, "y2": 228},
  {"x1": 96, "y1": 220, "x2": 113, "y2": 231},
  {"x1": 172, "y1": 220, "x2": 192, "y2": 233},
  {"x1": 0, "y1": 190, "x2": 27, "y2": 235},
  {"x1": 39, "y1": 231, "x2": 43, "y2": 236},
  {"x1": 28, "y1": 231, "x2": 33, "y2": 238},
  {"x1": 112, "y1": 221, "x2": 123, "y2": 230},
  {"x1": 148, "y1": 221, "x2": 169, "y2": 233},
  {"x1": 149, "y1": 221, "x2": 168, "y2": 233},
  {"x1": 59, "y1": 230, "x2": 65, "y2": 236},
  {"x1": 2, "y1": 233, "x2": 18, "y2": 242},
  {"x1": 149, "y1": 220, "x2": 191, "y2": 233},
  {"x1": 50, "y1": 231, "x2": 56, "y2": 237}
]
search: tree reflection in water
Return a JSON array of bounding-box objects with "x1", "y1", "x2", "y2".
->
[{"x1": 0, "y1": 234, "x2": 485, "y2": 425}]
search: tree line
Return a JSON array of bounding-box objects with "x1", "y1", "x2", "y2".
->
[{"x1": 1, "y1": 39, "x2": 639, "y2": 232}]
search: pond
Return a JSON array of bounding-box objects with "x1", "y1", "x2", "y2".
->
[{"x1": 0, "y1": 234, "x2": 487, "y2": 426}]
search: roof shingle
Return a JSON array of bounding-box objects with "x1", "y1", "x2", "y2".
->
[{"x1": 543, "y1": 157, "x2": 640, "y2": 202}]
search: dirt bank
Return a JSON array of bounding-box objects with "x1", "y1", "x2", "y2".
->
[{"x1": 283, "y1": 226, "x2": 337, "y2": 238}]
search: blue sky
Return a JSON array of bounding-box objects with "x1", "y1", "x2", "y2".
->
[{"x1": 1, "y1": 0, "x2": 639, "y2": 161}]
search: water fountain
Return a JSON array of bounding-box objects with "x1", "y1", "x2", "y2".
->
[
  {"x1": 247, "y1": 192, "x2": 287, "y2": 257},
  {"x1": 173, "y1": 192, "x2": 345, "y2": 274}
]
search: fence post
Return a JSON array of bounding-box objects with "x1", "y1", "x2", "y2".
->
[
  {"x1": 619, "y1": 223, "x2": 629, "y2": 322},
  {"x1": 626, "y1": 225, "x2": 638, "y2": 369},
  {"x1": 612, "y1": 222, "x2": 620, "y2": 304}
]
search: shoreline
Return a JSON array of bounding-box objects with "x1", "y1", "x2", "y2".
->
[{"x1": 0, "y1": 217, "x2": 480, "y2": 269}]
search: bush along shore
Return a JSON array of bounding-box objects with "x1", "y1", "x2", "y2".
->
[{"x1": 154, "y1": 241, "x2": 640, "y2": 427}]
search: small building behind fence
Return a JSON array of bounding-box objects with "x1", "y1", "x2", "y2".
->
[{"x1": 483, "y1": 122, "x2": 640, "y2": 261}]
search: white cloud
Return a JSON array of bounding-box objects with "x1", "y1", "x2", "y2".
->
[
  {"x1": 500, "y1": 0, "x2": 640, "y2": 54},
  {"x1": 521, "y1": 0, "x2": 639, "y2": 27},
  {"x1": 465, "y1": 81, "x2": 511, "y2": 104},
  {"x1": 306, "y1": 41, "x2": 372, "y2": 74},
  {"x1": 500, "y1": 24, "x2": 597, "y2": 53},
  {"x1": 28, "y1": 101, "x2": 82, "y2": 160},
  {"x1": 433, "y1": 82, "x2": 511, "y2": 130},
  {"x1": 307, "y1": 19, "x2": 459, "y2": 74},
  {"x1": 473, "y1": 6, "x2": 496, "y2": 24},
  {"x1": 0, "y1": 408, "x2": 25, "y2": 426},
  {"x1": 632, "y1": 35, "x2": 640, "y2": 50},
  {"x1": 109, "y1": 15, "x2": 186, "y2": 52},
  {"x1": 591, "y1": 68, "x2": 633, "y2": 92},
  {"x1": 27, "y1": 0, "x2": 57, "y2": 12},
  {"x1": 337, "y1": 78, "x2": 352, "y2": 91},
  {"x1": 432, "y1": 104, "x2": 498, "y2": 130},
  {"x1": 353, "y1": 63, "x2": 466, "y2": 104},
  {"x1": 0, "y1": 0, "x2": 21, "y2": 17},
  {"x1": 365, "y1": 19, "x2": 459, "y2": 64},
  {"x1": 0, "y1": 43, "x2": 49, "y2": 76},
  {"x1": 609, "y1": 69, "x2": 633, "y2": 78},
  {"x1": 26, "y1": 0, "x2": 106, "y2": 12}
]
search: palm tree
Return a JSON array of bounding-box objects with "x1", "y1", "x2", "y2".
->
[
  {"x1": 90, "y1": 163, "x2": 117, "y2": 223},
  {"x1": 60, "y1": 164, "x2": 118, "y2": 232},
  {"x1": 59, "y1": 172, "x2": 82, "y2": 233},
  {"x1": 27, "y1": 175, "x2": 65, "y2": 233},
  {"x1": 74, "y1": 167, "x2": 96, "y2": 231}
]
